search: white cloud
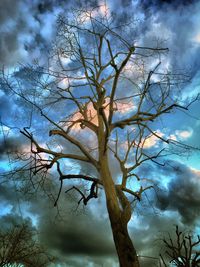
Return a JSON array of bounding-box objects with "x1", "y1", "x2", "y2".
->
[
  {"x1": 168, "y1": 134, "x2": 177, "y2": 141},
  {"x1": 77, "y1": 1, "x2": 111, "y2": 25},
  {"x1": 143, "y1": 130, "x2": 164, "y2": 149},
  {"x1": 190, "y1": 167, "x2": 200, "y2": 176},
  {"x1": 193, "y1": 32, "x2": 200, "y2": 44},
  {"x1": 175, "y1": 129, "x2": 193, "y2": 140}
]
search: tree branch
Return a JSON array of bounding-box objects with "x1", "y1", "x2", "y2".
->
[{"x1": 49, "y1": 129, "x2": 99, "y2": 168}]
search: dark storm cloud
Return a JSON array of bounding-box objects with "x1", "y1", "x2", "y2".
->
[
  {"x1": 0, "y1": 175, "x2": 30, "y2": 207},
  {"x1": 36, "y1": 0, "x2": 74, "y2": 14},
  {"x1": 0, "y1": 183, "x2": 17, "y2": 202},
  {"x1": 137, "y1": 0, "x2": 200, "y2": 79},
  {"x1": 0, "y1": 0, "x2": 78, "y2": 66},
  {"x1": 0, "y1": 213, "x2": 33, "y2": 230},
  {"x1": 0, "y1": 32, "x2": 20, "y2": 65},
  {"x1": 0, "y1": 138, "x2": 20, "y2": 159},
  {"x1": 130, "y1": 212, "x2": 186, "y2": 267},
  {"x1": 0, "y1": 164, "x2": 116, "y2": 266},
  {"x1": 0, "y1": 0, "x2": 60, "y2": 66},
  {"x1": 40, "y1": 213, "x2": 115, "y2": 256},
  {"x1": 37, "y1": 0, "x2": 57, "y2": 14},
  {"x1": 0, "y1": 0, "x2": 29, "y2": 65},
  {"x1": 140, "y1": 0, "x2": 194, "y2": 10},
  {"x1": 24, "y1": 187, "x2": 118, "y2": 265},
  {"x1": 3, "y1": 165, "x2": 112, "y2": 262},
  {"x1": 0, "y1": 123, "x2": 29, "y2": 161},
  {"x1": 29, "y1": 187, "x2": 115, "y2": 257},
  {"x1": 156, "y1": 161, "x2": 200, "y2": 224},
  {"x1": 0, "y1": 0, "x2": 19, "y2": 24},
  {"x1": 133, "y1": 159, "x2": 200, "y2": 225},
  {"x1": 123, "y1": 159, "x2": 200, "y2": 266}
]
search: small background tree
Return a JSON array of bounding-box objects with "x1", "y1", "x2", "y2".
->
[
  {"x1": 0, "y1": 223, "x2": 54, "y2": 266},
  {"x1": 160, "y1": 226, "x2": 200, "y2": 267}
]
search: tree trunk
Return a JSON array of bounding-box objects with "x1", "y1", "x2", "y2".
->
[
  {"x1": 108, "y1": 204, "x2": 140, "y2": 267},
  {"x1": 99, "y1": 155, "x2": 140, "y2": 267}
]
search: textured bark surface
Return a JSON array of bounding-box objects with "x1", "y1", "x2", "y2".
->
[
  {"x1": 99, "y1": 155, "x2": 140, "y2": 267},
  {"x1": 110, "y1": 219, "x2": 140, "y2": 267}
]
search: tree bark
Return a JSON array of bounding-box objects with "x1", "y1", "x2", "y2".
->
[
  {"x1": 109, "y1": 216, "x2": 140, "y2": 267},
  {"x1": 99, "y1": 155, "x2": 140, "y2": 267}
]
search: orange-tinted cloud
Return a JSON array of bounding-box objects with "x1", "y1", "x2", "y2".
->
[{"x1": 67, "y1": 98, "x2": 135, "y2": 131}]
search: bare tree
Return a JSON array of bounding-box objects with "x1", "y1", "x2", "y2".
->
[
  {"x1": 1, "y1": 6, "x2": 197, "y2": 267},
  {"x1": 160, "y1": 226, "x2": 200, "y2": 267},
  {"x1": 0, "y1": 223, "x2": 54, "y2": 266}
]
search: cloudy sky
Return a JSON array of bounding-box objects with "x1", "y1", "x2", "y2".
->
[{"x1": 0, "y1": 0, "x2": 200, "y2": 266}]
